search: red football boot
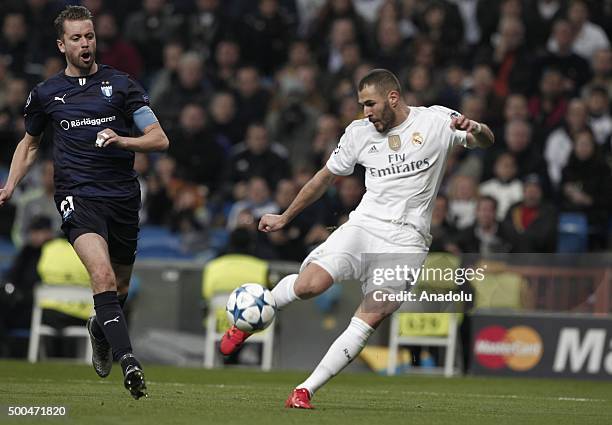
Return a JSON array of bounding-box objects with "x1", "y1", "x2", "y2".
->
[
  {"x1": 219, "y1": 325, "x2": 252, "y2": 355},
  {"x1": 285, "y1": 388, "x2": 314, "y2": 409}
]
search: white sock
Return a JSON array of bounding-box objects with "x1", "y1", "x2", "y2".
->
[
  {"x1": 271, "y1": 274, "x2": 300, "y2": 309},
  {"x1": 297, "y1": 317, "x2": 374, "y2": 396}
]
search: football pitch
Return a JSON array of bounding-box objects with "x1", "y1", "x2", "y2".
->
[{"x1": 1, "y1": 360, "x2": 611, "y2": 425}]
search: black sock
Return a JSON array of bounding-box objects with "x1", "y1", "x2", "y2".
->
[
  {"x1": 120, "y1": 352, "x2": 142, "y2": 374},
  {"x1": 93, "y1": 291, "x2": 132, "y2": 361},
  {"x1": 91, "y1": 292, "x2": 129, "y2": 340}
]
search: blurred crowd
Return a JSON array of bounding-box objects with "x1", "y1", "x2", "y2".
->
[{"x1": 1, "y1": 0, "x2": 612, "y2": 260}]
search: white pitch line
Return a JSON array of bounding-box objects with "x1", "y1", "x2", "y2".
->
[{"x1": 397, "y1": 390, "x2": 606, "y2": 403}]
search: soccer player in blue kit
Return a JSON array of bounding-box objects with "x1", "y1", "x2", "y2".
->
[{"x1": 0, "y1": 6, "x2": 169, "y2": 399}]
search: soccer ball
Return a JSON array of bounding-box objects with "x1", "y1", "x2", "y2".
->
[{"x1": 226, "y1": 283, "x2": 277, "y2": 332}]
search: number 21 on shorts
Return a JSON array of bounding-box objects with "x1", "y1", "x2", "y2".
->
[{"x1": 60, "y1": 195, "x2": 75, "y2": 220}]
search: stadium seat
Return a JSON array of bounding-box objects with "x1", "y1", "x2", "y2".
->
[
  {"x1": 203, "y1": 293, "x2": 274, "y2": 371},
  {"x1": 139, "y1": 226, "x2": 183, "y2": 250},
  {"x1": 557, "y1": 212, "x2": 588, "y2": 253},
  {"x1": 202, "y1": 254, "x2": 273, "y2": 370},
  {"x1": 138, "y1": 245, "x2": 194, "y2": 259},
  {"x1": 27, "y1": 284, "x2": 93, "y2": 363},
  {"x1": 387, "y1": 253, "x2": 462, "y2": 377},
  {"x1": 387, "y1": 313, "x2": 459, "y2": 377},
  {"x1": 0, "y1": 237, "x2": 16, "y2": 257},
  {"x1": 138, "y1": 226, "x2": 195, "y2": 259}
]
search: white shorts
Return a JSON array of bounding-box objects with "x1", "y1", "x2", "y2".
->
[{"x1": 300, "y1": 214, "x2": 429, "y2": 292}]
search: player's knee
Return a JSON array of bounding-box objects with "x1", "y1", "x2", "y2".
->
[{"x1": 90, "y1": 267, "x2": 117, "y2": 292}]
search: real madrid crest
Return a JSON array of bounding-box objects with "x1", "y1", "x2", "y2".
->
[
  {"x1": 412, "y1": 132, "x2": 423, "y2": 145},
  {"x1": 100, "y1": 81, "x2": 113, "y2": 101},
  {"x1": 388, "y1": 135, "x2": 401, "y2": 151}
]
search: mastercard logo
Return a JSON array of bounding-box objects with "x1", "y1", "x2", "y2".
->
[{"x1": 474, "y1": 325, "x2": 543, "y2": 371}]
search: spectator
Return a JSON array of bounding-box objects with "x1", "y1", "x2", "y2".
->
[
  {"x1": 144, "y1": 156, "x2": 177, "y2": 226},
  {"x1": 95, "y1": 12, "x2": 143, "y2": 79},
  {"x1": 416, "y1": 0, "x2": 464, "y2": 65},
  {"x1": 548, "y1": 0, "x2": 610, "y2": 60},
  {"x1": 123, "y1": 0, "x2": 182, "y2": 73},
  {"x1": 447, "y1": 174, "x2": 478, "y2": 230},
  {"x1": 501, "y1": 174, "x2": 557, "y2": 253},
  {"x1": 484, "y1": 119, "x2": 548, "y2": 186},
  {"x1": 265, "y1": 179, "x2": 314, "y2": 261},
  {"x1": 493, "y1": 92, "x2": 530, "y2": 142},
  {"x1": 186, "y1": 0, "x2": 235, "y2": 57},
  {"x1": 148, "y1": 41, "x2": 184, "y2": 106},
  {"x1": 308, "y1": 0, "x2": 367, "y2": 52},
  {"x1": 468, "y1": 64, "x2": 504, "y2": 129},
  {"x1": 0, "y1": 13, "x2": 29, "y2": 77},
  {"x1": 210, "y1": 38, "x2": 241, "y2": 91},
  {"x1": 479, "y1": 153, "x2": 524, "y2": 221},
  {"x1": 435, "y1": 64, "x2": 467, "y2": 112},
  {"x1": 234, "y1": 66, "x2": 271, "y2": 139},
  {"x1": 475, "y1": 16, "x2": 532, "y2": 97},
  {"x1": 0, "y1": 77, "x2": 28, "y2": 150},
  {"x1": 267, "y1": 89, "x2": 320, "y2": 163},
  {"x1": 455, "y1": 196, "x2": 512, "y2": 254},
  {"x1": 586, "y1": 48, "x2": 612, "y2": 99},
  {"x1": 227, "y1": 177, "x2": 277, "y2": 231},
  {"x1": 585, "y1": 85, "x2": 612, "y2": 146},
  {"x1": 239, "y1": 0, "x2": 296, "y2": 76},
  {"x1": 169, "y1": 184, "x2": 210, "y2": 253},
  {"x1": 329, "y1": 175, "x2": 364, "y2": 226},
  {"x1": 560, "y1": 129, "x2": 611, "y2": 250},
  {"x1": 318, "y1": 17, "x2": 359, "y2": 73},
  {"x1": 528, "y1": 67, "x2": 569, "y2": 135},
  {"x1": 276, "y1": 40, "x2": 315, "y2": 96},
  {"x1": 310, "y1": 113, "x2": 342, "y2": 168},
  {"x1": 167, "y1": 103, "x2": 226, "y2": 192},
  {"x1": 226, "y1": 123, "x2": 291, "y2": 190},
  {"x1": 525, "y1": 0, "x2": 566, "y2": 48},
  {"x1": 544, "y1": 98, "x2": 590, "y2": 188},
  {"x1": 208, "y1": 91, "x2": 243, "y2": 149},
  {"x1": 429, "y1": 195, "x2": 459, "y2": 254},
  {"x1": 536, "y1": 18, "x2": 592, "y2": 95},
  {"x1": 372, "y1": 18, "x2": 409, "y2": 75},
  {"x1": 154, "y1": 52, "x2": 211, "y2": 130}
]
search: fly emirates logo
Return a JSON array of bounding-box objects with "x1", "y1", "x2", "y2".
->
[{"x1": 367, "y1": 153, "x2": 431, "y2": 178}]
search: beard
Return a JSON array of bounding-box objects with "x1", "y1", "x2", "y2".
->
[
  {"x1": 66, "y1": 48, "x2": 96, "y2": 74},
  {"x1": 372, "y1": 101, "x2": 396, "y2": 133}
]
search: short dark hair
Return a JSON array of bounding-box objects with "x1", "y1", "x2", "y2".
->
[
  {"x1": 358, "y1": 68, "x2": 402, "y2": 96},
  {"x1": 54, "y1": 6, "x2": 93, "y2": 39},
  {"x1": 478, "y1": 195, "x2": 498, "y2": 210}
]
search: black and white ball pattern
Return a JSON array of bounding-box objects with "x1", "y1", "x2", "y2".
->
[{"x1": 226, "y1": 283, "x2": 277, "y2": 332}]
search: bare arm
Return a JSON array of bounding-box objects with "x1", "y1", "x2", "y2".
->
[
  {"x1": 450, "y1": 115, "x2": 495, "y2": 149},
  {"x1": 259, "y1": 166, "x2": 337, "y2": 232},
  {"x1": 0, "y1": 132, "x2": 41, "y2": 206},
  {"x1": 97, "y1": 122, "x2": 169, "y2": 152}
]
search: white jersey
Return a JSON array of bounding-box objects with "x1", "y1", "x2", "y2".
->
[{"x1": 326, "y1": 105, "x2": 469, "y2": 244}]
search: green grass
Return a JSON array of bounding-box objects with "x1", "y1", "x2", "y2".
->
[{"x1": 1, "y1": 360, "x2": 611, "y2": 425}]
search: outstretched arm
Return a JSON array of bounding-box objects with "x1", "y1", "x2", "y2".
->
[
  {"x1": 0, "y1": 132, "x2": 41, "y2": 206},
  {"x1": 451, "y1": 115, "x2": 495, "y2": 149},
  {"x1": 259, "y1": 166, "x2": 337, "y2": 232}
]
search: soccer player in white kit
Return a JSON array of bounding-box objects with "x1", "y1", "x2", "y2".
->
[{"x1": 220, "y1": 69, "x2": 494, "y2": 408}]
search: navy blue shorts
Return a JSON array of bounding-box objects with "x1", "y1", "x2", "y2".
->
[{"x1": 55, "y1": 194, "x2": 140, "y2": 265}]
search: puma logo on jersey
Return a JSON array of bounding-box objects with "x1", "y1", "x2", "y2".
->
[
  {"x1": 103, "y1": 316, "x2": 120, "y2": 326},
  {"x1": 54, "y1": 94, "x2": 67, "y2": 104}
]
